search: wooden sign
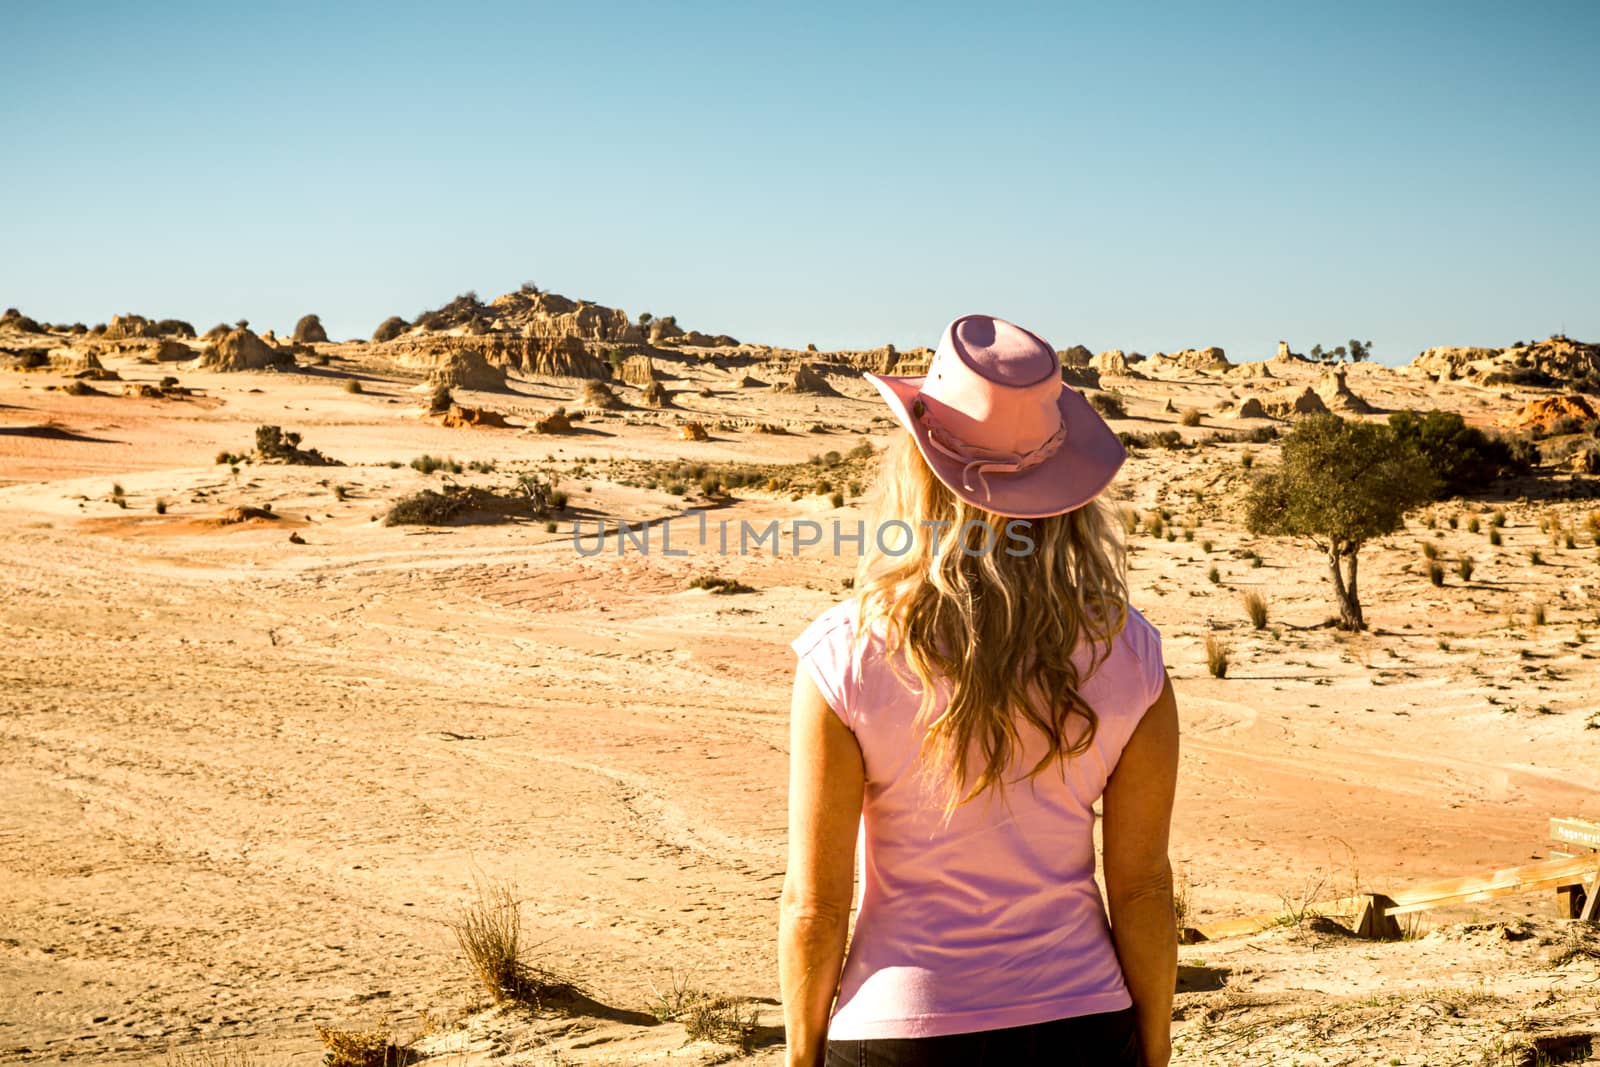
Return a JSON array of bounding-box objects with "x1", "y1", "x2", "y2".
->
[{"x1": 1550, "y1": 817, "x2": 1600, "y2": 853}]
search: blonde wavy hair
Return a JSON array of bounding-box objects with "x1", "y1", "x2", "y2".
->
[{"x1": 855, "y1": 431, "x2": 1129, "y2": 812}]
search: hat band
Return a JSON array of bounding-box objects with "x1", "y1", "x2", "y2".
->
[{"x1": 918, "y1": 403, "x2": 1067, "y2": 505}]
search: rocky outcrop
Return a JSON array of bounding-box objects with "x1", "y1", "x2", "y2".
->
[
  {"x1": 1232, "y1": 397, "x2": 1267, "y2": 419},
  {"x1": 532, "y1": 407, "x2": 575, "y2": 433},
  {"x1": 1408, "y1": 336, "x2": 1600, "y2": 387},
  {"x1": 1315, "y1": 368, "x2": 1374, "y2": 413},
  {"x1": 1092, "y1": 350, "x2": 1134, "y2": 376},
  {"x1": 199, "y1": 327, "x2": 296, "y2": 371},
  {"x1": 679, "y1": 422, "x2": 710, "y2": 441},
  {"x1": 647, "y1": 318, "x2": 684, "y2": 344},
  {"x1": 498, "y1": 292, "x2": 643, "y2": 345},
  {"x1": 1261, "y1": 385, "x2": 1330, "y2": 419},
  {"x1": 1149, "y1": 347, "x2": 1230, "y2": 374},
  {"x1": 426, "y1": 348, "x2": 508, "y2": 392},
  {"x1": 1411, "y1": 346, "x2": 1500, "y2": 379},
  {"x1": 774, "y1": 363, "x2": 838, "y2": 396},
  {"x1": 148, "y1": 339, "x2": 194, "y2": 362},
  {"x1": 662, "y1": 329, "x2": 739, "y2": 348},
  {"x1": 616, "y1": 354, "x2": 656, "y2": 386},
  {"x1": 386, "y1": 335, "x2": 607, "y2": 380},
  {"x1": 51, "y1": 350, "x2": 118, "y2": 379},
  {"x1": 103, "y1": 314, "x2": 161, "y2": 340},
  {"x1": 439, "y1": 404, "x2": 512, "y2": 428},
  {"x1": 1500, "y1": 394, "x2": 1598, "y2": 433}
]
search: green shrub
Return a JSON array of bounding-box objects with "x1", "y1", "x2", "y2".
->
[
  {"x1": 1386, "y1": 409, "x2": 1535, "y2": 499},
  {"x1": 1090, "y1": 391, "x2": 1125, "y2": 418},
  {"x1": 1456, "y1": 556, "x2": 1474, "y2": 581},
  {"x1": 411, "y1": 454, "x2": 463, "y2": 475},
  {"x1": 1426, "y1": 561, "x2": 1444, "y2": 586}
]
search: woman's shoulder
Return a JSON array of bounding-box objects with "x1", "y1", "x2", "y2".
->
[
  {"x1": 791, "y1": 597, "x2": 863, "y2": 657},
  {"x1": 1106, "y1": 604, "x2": 1166, "y2": 707}
]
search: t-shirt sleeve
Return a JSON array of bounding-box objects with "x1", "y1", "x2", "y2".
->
[
  {"x1": 789, "y1": 606, "x2": 858, "y2": 730},
  {"x1": 1123, "y1": 607, "x2": 1167, "y2": 708}
]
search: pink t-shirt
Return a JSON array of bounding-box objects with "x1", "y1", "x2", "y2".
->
[{"x1": 790, "y1": 598, "x2": 1166, "y2": 1041}]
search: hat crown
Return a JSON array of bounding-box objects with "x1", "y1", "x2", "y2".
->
[
  {"x1": 947, "y1": 315, "x2": 1058, "y2": 387},
  {"x1": 921, "y1": 315, "x2": 1064, "y2": 456}
]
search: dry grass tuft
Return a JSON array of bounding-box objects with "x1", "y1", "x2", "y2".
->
[
  {"x1": 1205, "y1": 634, "x2": 1231, "y2": 679},
  {"x1": 683, "y1": 996, "x2": 761, "y2": 1051},
  {"x1": 648, "y1": 971, "x2": 761, "y2": 1051},
  {"x1": 689, "y1": 574, "x2": 754, "y2": 595},
  {"x1": 1243, "y1": 592, "x2": 1268, "y2": 630},
  {"x1": 447, "y1": 876, "x2": 580, "y2": 1009},
  {"x1": 164, "y1": 1041, "x2": 269, "y2": 1067},
  {"x1": 315, "y1": 1026, "x2": 411, "y2": 1067}
]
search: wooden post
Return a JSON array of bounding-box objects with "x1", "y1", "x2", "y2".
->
[
  {"x1": 1557, "y1": 882, "x2": 1588, "y2": 919},
  {"x1": 1549, "y1": 818, "x2": 1600, "y2": 919},
  {"x1": 1353, "y1": 893, "x2": 1401, "y2": 940}
]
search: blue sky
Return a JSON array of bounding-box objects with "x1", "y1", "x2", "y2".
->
[{"x1": 2, "y1": 1, "x2": 1595, "y2": 364}]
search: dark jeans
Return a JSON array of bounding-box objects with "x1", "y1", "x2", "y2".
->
[{"x1": 824, "y1": 1006, "x2": 1144, "y2": 1066}]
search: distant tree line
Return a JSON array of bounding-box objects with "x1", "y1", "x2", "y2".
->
[{"x1": 1307, "y1": 339, "x2": 1373, "y2": 364}]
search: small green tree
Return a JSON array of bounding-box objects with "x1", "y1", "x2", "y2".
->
[{"x1": 1244, "y1": 415, "x2": 1437, "y2": 630}]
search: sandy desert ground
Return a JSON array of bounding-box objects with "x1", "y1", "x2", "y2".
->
[{"x1": 2, "y1": 314, "x2": 1598, "y2": 1066}]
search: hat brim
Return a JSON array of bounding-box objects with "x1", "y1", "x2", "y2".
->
[{"x1": 864, "y1": 372, "x2": 1127, "y2": 519}]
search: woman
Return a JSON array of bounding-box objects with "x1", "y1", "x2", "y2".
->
[{"x1": 779, "y1": 314, "x2": 1178, "y2": 1067}]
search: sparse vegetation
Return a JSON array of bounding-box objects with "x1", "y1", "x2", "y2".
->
[
  {"x1": 1426, "y1": 561, "x2": 1444, "y2": 586},
  {"x1": 1089, "y1": 391, "x2": 1126, "y2": 418},
  {"x1": 314, "y1": 1026, "x2": 409, "y2": 1067},
  {"x1": 683, "y1": 995, "x2": 761, "y2": 1051},
  {"x1": 689, "y1": 575, "x2": 754, "y2": 595},
  {"x1": 1456, "y1": 556, "x2": 1475, "y2": 581},
  {"x1": 446, "y1": 875, "x2": 579, "y2": 1010},
  {"x1": 1244, "y1": 415, "x2": 1437, "y2": 630},
  {"x1": 344, "y1": 378, "x2": 363, "y2": 394},
  {"x1": 1205, "y1": 635, "x2": 1230, "y2": 678},
  {"x1": 1244, "y1": 592, "x2": 1268, "y2": 629},
  {"x1": 1179, "y1": 408, "x2": 1201, "y2": 427},
  {"x1": 411, "y1": 454, "x2": 463, "y2": 475},
  {"x1": 371, "y1": 315, "x2": 409, "y2": 343},
  {"x1": 255, "y1": 425, "x2": 339, "y2": 466}
]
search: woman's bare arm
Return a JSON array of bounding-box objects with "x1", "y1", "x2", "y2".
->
[
  {"x1": 779, "y1": 664, "x2": 865, "y2": 1067},
  {"x1": 1102, "y1": 672, "x2": 1180, "y2": 1067}
]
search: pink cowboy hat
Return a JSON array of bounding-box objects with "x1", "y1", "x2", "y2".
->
[{"x1": 864, "y1": 314, "x2": 1126, "y2": 519}]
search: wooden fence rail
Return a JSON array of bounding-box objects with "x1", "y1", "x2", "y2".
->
[{"x1": 1191, "y1": 821, "x2": 1600, "y2": 942}]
